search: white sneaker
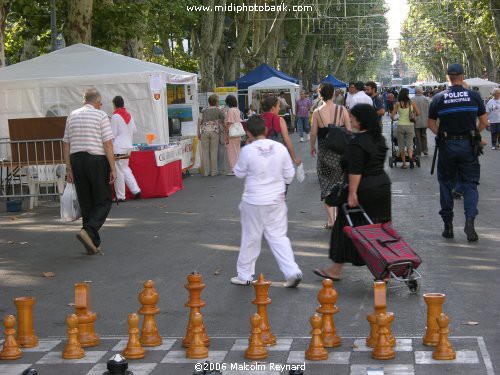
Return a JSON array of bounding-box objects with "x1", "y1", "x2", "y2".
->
[
  {"x1": 307, "y1": 134, "x2": 310, "y2": 141},
  {"x1": 300, "y1": 137, "x2": 304, "y2": 142},
  {"x1": 230, "y1": 276, "x2": 253, "y2": 286},
  {"x1": 285, "y1": 273, "x2": 302, "y2": 288},
  {"x1": 492, "y1": 146, "x2": 496, "y2": 150}
]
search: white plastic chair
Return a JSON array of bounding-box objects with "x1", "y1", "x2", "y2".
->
[{"x1": 27, "y1": 164, "x2": 65, "y2": 209}]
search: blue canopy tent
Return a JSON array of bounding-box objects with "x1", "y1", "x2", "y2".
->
[
  {"x1": 320, "y1": 74, "x2": 347, "y2": 88},
  {"x1": 227, "y1": 64, "x2": 299, "y2": 111}
]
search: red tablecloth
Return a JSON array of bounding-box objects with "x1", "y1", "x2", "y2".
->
[{"x1": 125, "y1": 150, "x2": 183, "y2": 199}]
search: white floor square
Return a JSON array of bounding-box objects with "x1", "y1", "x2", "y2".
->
[
  {"x1": 111, "y1": 338, "x2": 176, "y2": 352},
  {"x1": 230, "y1": 338, "x2": 293, "y2": 351},
  {"x1": 160, "y1": 350, "x2": 227, "y2": 364},
  {"x1": 353, "y1": 338, "x2": 413, "y2": 352},
  {"x1": 287, "y1": 350, "x2": 350, "y2": 364},
  {"x1": 351, "y1": 364, "x2": 415, "y2": 375},
  {"x1": 36, "y1": 350, "x2": 107, "y2": 364},
  {"x1": 0, "y1": 364, "x2": 35, "y2": 375},
  {"x1": 414, "y1": 350, "x2": 479, "y2": 364},
  {"x1": 23, "y1": 339, "x2": 62, "y2": 352},
  {"x1": 87, "y1": 362, "x2": 157, "y2": 375}
]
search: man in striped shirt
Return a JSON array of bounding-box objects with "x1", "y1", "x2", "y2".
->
[{"x1": 63, "y1": 88, "x2": 116, "y2": 254}]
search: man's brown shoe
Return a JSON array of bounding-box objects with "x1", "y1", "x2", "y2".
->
[{"x1": 76, "y1": 229, "x2": 98, "y2": 255}]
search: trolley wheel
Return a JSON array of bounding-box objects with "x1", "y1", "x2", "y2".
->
[
  {"x1": 388, "y1": 156, "x2": 394, "y2": 168},
  {"x1": 416, "y1": 157, "x2": 421, "y2": 168},
  {"x1": 407, "y1": 279, "x2": 420, "y2": 293}
]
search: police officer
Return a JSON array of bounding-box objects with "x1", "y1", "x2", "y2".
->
[{"x1": 428, "y1": 64, "x2": 489, "y2": 241}]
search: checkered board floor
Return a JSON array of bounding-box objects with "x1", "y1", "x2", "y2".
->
[{"x1": 0, "y1": 336, "x2": 494, "y2": 375}]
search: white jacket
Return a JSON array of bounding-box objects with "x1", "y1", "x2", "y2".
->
[{"x1": 110, "y1": 113, "x2": 137, "y2": 154}]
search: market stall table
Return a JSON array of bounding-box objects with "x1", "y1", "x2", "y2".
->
[{"x1": 125, "y1": 148, "x2": 183, "y2": 199}]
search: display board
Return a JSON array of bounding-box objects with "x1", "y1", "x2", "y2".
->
[{"x1": 8, "y1": 117, "x2": 66, "y2": 164}]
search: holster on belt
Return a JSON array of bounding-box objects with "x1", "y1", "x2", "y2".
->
[{"x1": 470, "y1": 130, "x2": 483, "y2": 157}]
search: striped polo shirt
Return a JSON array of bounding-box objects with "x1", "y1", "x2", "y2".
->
[{"x1": 63, "y1": 104, "x2": 114, "y2": 155}]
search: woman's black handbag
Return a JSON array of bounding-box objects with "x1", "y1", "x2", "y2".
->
[
  {"x1": 320, "y1": 105, "x2": 350, "y2": 154},
  {"x1": 325, "y1": 181, "x2": 348, "y2": 207},
  {"x1": 325, "y1": 126, "x2": 349, "y2": 154}
]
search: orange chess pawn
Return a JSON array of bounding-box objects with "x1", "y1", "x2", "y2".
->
[
  {"x1": 138, "y1": 280, "x2": 162, "y2": 347},
  {"x1": 62, "y1": 314, "x2": 85, "y2": 359},
  {"x1": 305, "y1": 314, "x2": 328, "y2": 361},
  {"x1": 432, "y1": 313, "x2": 456, "y2": 360},
  {"x1": 186, "y1": 313, "x2": 209, "y2": 359},
  {"x1": 244, "y1": 313, "x2": 267, "y2": 360},
  {"x1": 371, "y1": 313, "x2": 395, "y2": 360},
  {"x1": 123, "y1": 313, "x2": 145, "y2": 359},
  {"x1": 0, "y1": 315, "x2": 22, "y2": 360}
]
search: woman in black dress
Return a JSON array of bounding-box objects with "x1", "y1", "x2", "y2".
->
[{"x1": 313, "y1": 104, "x2": 391, "y2": 280}]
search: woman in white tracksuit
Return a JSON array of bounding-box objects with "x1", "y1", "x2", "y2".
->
[{"x1": 111, "y1": 96, "x2": 141, "y2": 201}]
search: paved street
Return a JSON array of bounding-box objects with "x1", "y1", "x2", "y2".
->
[{"x1": 1, "y1": 119, "x2": 499, "y2": 374}]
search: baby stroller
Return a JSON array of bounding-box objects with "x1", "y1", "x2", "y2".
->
[{"x1": 388, "y1": 120, "x2": 421, "y2": 168}]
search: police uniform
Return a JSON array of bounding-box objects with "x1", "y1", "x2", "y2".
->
[{"x1": 428, "y1": 83, "x2": 486, "y2": 237}]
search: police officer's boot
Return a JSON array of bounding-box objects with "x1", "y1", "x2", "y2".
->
[
  {"x1": 464, "y1": 218, "x2": 478, "y2": 242},
  {"x1": 442, "y1": 222, "x2": 454, "y2": 238}
]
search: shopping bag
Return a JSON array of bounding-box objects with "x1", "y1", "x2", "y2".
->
[
  {"x1": 60, "y1": 183, "x2": 81, "y2": 222},
  {"x1": 296, "y1": 163, "x2": 305, "y2": 183},
  {"x1": 229, "y1": 122, "x2": 246, "y2": 138}
]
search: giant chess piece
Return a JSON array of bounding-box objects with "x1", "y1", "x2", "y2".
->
[
  {"x1": 183, "y1": 272, "x2": 210, "y2": 348},
  {"x1": 316, "y1": 278, "x2": 341, "y2": 347},
  {"x1": 22, "y1": 369, "x2": 37, "y2": 375},
  {"x1": 432, "y1": 313, "x2": 456, "y2": 360},
  {"x1": 372, "y1": 313, "x2": 395, "y2": 360},
  {"x1": 103, "y1": 354, "x2": 134, "y2": 375},
  {"x1": 305, "y1": 314, "x2": 328, "y2": 361},
  {"x1": 0, "y1": 315, "x2": 22, "y2": 360},
  {"x1": 366, "y1": 281, "x2": 395, "y2": 348},
  {"x1": 252, "y1": 274, "x2": 276, "y2": 346},
  {"x1": 74, "y1": 283, "x2": 99, "y2": 347},
  {"x1": 62, "y1": 314, "x2": 85, "y2": 359},
  {"x1": 14, "y1": 296, "x2": 38, "y2": 348},
  {"x1": 186, "y1": 312, "x2": 209, "y2": 359},
  {"x1": 423, "y1": 293, "x2": 445, "y2": 346},
  {"x1": 138, "y1": 280, "x2": 162, "y2": 347},
  {"x1": 122, "y1": 313, "x2": 145, "y2": 360},
  {"x1": 244, "y1": 313, "x2": 268, "y2": 360}
]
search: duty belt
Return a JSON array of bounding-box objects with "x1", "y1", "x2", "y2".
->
[{"x1": 442, "y1": 133, "x2": 470, "y2": 141}]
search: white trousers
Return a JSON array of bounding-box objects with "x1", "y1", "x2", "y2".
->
[
  {"x1": 237, "y1": 201, "x2": 302, "y2": 281},
  {"x1": 115, "y1": 159, "x2": 140, "y2": 199}
]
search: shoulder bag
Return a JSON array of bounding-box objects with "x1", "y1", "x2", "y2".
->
[
  {"x1": 229, "y1": 122, "x2": 245, "y2": 138},
  {"x1": 409, "y1": 100, "x2": 416, "y2": 123},
  {"x1": 319, "y1": 105, "x2": 349, "y2": 154}
]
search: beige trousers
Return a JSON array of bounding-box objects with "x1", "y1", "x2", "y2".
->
[{"x1": 201, "y1": 131, "x2": 219, "y2": 176}]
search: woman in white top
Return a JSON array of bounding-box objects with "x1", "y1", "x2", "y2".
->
[{"x1": 110, "y1": 96, "x2": 141, "y2": 201}]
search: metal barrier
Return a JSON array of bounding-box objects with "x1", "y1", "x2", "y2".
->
[{"x1": 0, "y1": 138, "x2": 66, "y2": 209}]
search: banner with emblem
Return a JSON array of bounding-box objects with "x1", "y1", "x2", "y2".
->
[{"x1": 154, "y1": 146, "x2": 182, "y2": 167}]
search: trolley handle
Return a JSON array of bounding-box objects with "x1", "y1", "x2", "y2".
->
[{"x1": 342, "y1": 203, "x2": 374, "y2": 226}]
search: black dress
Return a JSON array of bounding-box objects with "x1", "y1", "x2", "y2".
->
[{"x1": 329, "y1": 132, "x2": 392, "y2": 266}]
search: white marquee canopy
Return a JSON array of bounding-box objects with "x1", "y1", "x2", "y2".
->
[{"x1": 0, "y1": 43, "x2": 198, "y2": 143}]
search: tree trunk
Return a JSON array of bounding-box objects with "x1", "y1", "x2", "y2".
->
[
  {"x1": 288, "y1": 32, "x2": 307, "y2": 75},
  {"x1": 65, "y1": 0, "x2": 93, "y2": 45},
  {"x1": 333, "y1": 47, "x2": 347, "y2": 76},
  {"x1": 224, "y1": 10, "x2": 251, "y2": 82},
  {"x1": 0, "y1": 0, "x2": 13, "y2": 68},
  {"x1": 197, "y1": 0, "x2": 226, "y2": 91},
  {"x1": 123, "y1": 38, "x2": 144, "y2": 59},
  {"x1": 491, "y1": 0, "x2": 500, "y2": 46},
  {"x1": 302, "y1": 37, "x2": 318, "y2": 90}
]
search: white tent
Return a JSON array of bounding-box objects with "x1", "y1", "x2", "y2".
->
[
  {"x1": 464, "y1": 77, "x2": 499, "y2": 98},
  {"x1": 0, "y1": 43, "x2": 198, "y2": 144},
  {"x1": 247, "y1": 77, "x2": 301, "y2": 114}
]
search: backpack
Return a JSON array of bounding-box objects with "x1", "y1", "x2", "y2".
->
[{"x1": 267, "y1": 115, "x2": 280, "y2": 141}]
